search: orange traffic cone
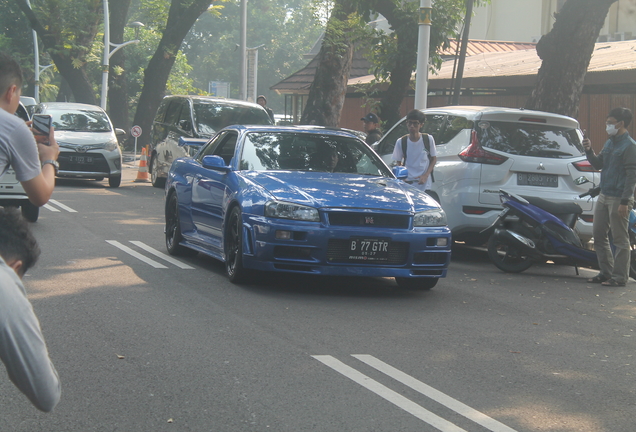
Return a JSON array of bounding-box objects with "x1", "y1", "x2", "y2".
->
[{"x1": 134, "y1": 147, "x2": 150, "y2": 183}]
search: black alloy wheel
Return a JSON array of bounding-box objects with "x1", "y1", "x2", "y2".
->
[
  {"x1": 165, "y1": 193, "x2": 195, "y2": 256},
  {"x1": 225, "y1": 206, "x2": 250, "y2": 283}
]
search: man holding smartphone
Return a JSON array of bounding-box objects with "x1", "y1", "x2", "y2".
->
[{"x1": 0, "y1": 52, "x2": 59, "y2": 207}]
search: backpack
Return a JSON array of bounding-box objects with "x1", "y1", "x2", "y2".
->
[{"x1": 401, "y1": 134, "x2": 434, "y2": 182}]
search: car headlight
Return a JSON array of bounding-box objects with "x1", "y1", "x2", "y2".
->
[
  {"x1": 265, "y1": 201, "x2": 320, "y2": 222},
  {"x1": 414, "y1": 209, "x2": 447, "y2": 227},
  {"x1": 104, "y1": 138, "x2": 119, "y2": 152}
]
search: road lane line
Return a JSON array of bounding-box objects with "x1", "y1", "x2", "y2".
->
[
  {"x1": 129, "y1": 241, "x2": 195, "y2": 269},
  {"x1": 353, "y1": 355, "x2": 518, "y2": 432},
  {"x1": 312, "y1": 355, "x2": 467, "y2": 432},
  {"x1": 43, "y1": 203, "x2": 60, "y2": 212},
  {"x1": 48, "y1": 199, "x2": 77, "y2": 212},
  {"x1": 106, "y1": 240, "x2": 168, "y2": 268}
]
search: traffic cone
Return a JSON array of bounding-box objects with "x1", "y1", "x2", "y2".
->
[{"x1": 134, "y1": 147, "x2": 150, "y2": 183}]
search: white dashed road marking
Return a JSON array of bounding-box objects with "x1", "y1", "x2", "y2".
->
[
  {"x1": 47, "y1": 199, "x2": 77, "y2": 212},
  {"x1": 313, "y1": 355, "x2": 518, "y2": 432},
  {"x1": 106, "y1": 240, "x2": 195, "y2": 269},
  {"x1": 129, "y1": 241, "x2": 195, "y2": 269}
]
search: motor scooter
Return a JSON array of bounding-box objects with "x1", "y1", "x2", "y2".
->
[{"x1": 481, "y1": 177, "x2": 636, "y2": 278}]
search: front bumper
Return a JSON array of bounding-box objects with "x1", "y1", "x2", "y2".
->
[{"x1": 240, "y1": 214, "x2": 452, "y2": 278}]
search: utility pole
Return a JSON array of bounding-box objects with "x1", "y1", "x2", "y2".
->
[
  {"x1": 451, "y1": 0, "x2": 474, "y2": 105},
  {"x1": 239, "y1": 0, "x2": 248, "y2": 100},
  {"x1": 414, "y1": 0, "x2": 432, "y2": 110}
]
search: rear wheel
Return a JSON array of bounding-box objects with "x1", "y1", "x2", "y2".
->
[
  {"x1": 395, "y1": 277, "x2": 438, "y2": 290},
  {"x1": 225, "y1": 206, "x2": 251, "y2": 284},
  {"x1": 487, "y1": 234, "x2": 533, "y2": 273},
  {"x1": 151, "y1": 154, "x2": 166, "y2": 189},
  {"x1": 165, "y1": 193, "x2": 196, "y2": 256},
  {"x1": 21, "y1": 201, "x2": 39, "y2": 222}
]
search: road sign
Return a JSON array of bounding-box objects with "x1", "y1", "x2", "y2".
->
[{"x1": 131, "y1": 125, "x2": 142, "y2": 138}]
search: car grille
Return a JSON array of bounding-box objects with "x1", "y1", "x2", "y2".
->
[
  {"x1": 58, "y1": 152, "x2": 110, "y2": 173},
  {"x1": 327, "y1": 239, "x2": 409, "y2": 264},
  {"x1": 413, "y1": 252, "x2": 448, "y2": 264},
  {"x1": 327, "y1": 212, "x2": 410, "y2": 228}
]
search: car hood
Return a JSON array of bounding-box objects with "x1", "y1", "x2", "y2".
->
[
  {"x1": 242, "y1": 171, "x2": 438, "y2": 211},
  {"x1": 55, "y1": 130, "x2": 115, "y2": 145}
]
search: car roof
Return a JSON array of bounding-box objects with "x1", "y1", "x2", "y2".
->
[
  {"x1": 221, "y1": 124, "x2": 366, "y2": 138},
  {"x1": 38, "y1": 102, "x2": 106, "y2": 112},
  {"x1": 162, "y1": 95, "x2": 264, "y2": 109},
  {"x1": 417, "y1": 105, "x2": 580, "y2": 127}
]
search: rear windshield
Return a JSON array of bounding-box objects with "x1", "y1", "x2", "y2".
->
[
  {"x1": 476, "y1": 121, "x2": 585, "y2": 158},
  {"x1": 194, "y1": 102, "x2": 273, "y2": 136}
]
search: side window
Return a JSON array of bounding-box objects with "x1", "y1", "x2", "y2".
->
[
  {"x1": 439, "y1": 115, "x2": 472, "y2": 145},
  {"x1": 215, "y1": 133, "x2": 238, "y2": 166},
  {"x1": 198, "y1": 131, "x2": 228, "y2": 160},
  {"x1": 164, "y1": 100, "x2": 183, "y2": 127},
  {"x1": 421, "y1": 114, "x2": 447, "y2": 145},
  {"x1": 177, "y1": 102, "x2": 193, "y2": 133},
  {"x1": 378, "y1": 120, "x2": 407, "y2": 156}
]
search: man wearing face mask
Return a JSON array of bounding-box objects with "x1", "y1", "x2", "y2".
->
[{"x1": 583, "y1": 107, "x2": 636, "y2": 287}]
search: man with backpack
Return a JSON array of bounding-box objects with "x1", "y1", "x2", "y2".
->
[{"x1": 391, "y1": 109, "x2": 437, "y2": 192}]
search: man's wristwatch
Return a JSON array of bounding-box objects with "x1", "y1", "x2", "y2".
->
[{"x1": 41, "y1": 160, "x2": 59, "y2": 175}]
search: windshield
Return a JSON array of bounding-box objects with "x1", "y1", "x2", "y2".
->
[
  {"x1": 47, "y1": 109, "x2": 112, "y2": 132},
  {"x1": 194, "y1": 102, "x2": 273, "y2": 137},
  {"x1": 239, "y1": 132, "x2": 393, "y2": 177},
  {"x1": 476, "y1": 121, "x2": 585, "y2": 158}
]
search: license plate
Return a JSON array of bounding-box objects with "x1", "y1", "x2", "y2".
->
[
  {"x1": 348, "y1": 238, "x2": 390, "y2": 262},
  {"x1": 517, "y1": 173, "x2": 558, "y2": 187},
  {"x1": 69, "y1": 156, "x2": 93, "y2": 164}
]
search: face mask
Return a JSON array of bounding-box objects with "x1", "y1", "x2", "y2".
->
[{"x1": 606, "y1": 123, "x2": 619, "y2": 136}]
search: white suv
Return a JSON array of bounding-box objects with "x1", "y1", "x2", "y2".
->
[{"x1": 373, "y1": 106, "x2": 599, "y2": 245}]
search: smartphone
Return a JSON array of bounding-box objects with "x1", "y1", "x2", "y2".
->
[{"x1": 32, "y1": 114, "x2": 52, "y2": 136}]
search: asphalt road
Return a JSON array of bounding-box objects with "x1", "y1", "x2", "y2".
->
[{"x1": 2, "y1": 161, "x2": 635, "y2": 432}]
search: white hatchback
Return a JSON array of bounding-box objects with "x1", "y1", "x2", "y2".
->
[{"x1": 373, "y1": 106, "x2": 599, "y2": 245}]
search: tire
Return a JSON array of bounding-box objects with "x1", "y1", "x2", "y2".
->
[
  {"x1": 165, "y1": 192, "x2": 196, "y2": 256},
  {"x1": 395, "y1": 277, "x2": 438, "y2": 290},
  {"x1": 487, "y1": 234, "x2": 533, "y2": 273},
  {"x1": 108, "y1": 174, "x2": 121, "y2": 188},
  {"x1": 225, "y1": 206, "x2": 251, "y2": 284},
  {"x1": 151, "y1": 154, "x2": 166, "y2": 189},
  {"x1": 21, "y1": 201, "x2": 39, "y2": 222},
  {"x1": 630, "y1": 248, "x2": 636, "y2": 280}
]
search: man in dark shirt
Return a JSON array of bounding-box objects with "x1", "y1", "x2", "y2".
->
[
  {"x1": 583, "y1": 107, "x2": 636, "y2": 286},
  {"x1": 256, "y1": 95, "x2": 275, "y2": 123},
  {"x1": 361, "y1": 113, "x2": 382, "y2": 145}
]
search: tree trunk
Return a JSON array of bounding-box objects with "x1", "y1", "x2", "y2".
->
[
  {"x1": 130, "y1": 0, "x2": 212, "y2": 148},
  {"x1": 107, "y1": 0, "x2": 133, "y2": 133},
  {"x1": 300, "y1": 0, "x2": 356, "y2": 126},
  {"x1": 371, "y1": 1, "x2": 417, "y2": 129},
  {"x1": 525, "y1": 0, "x2": 618, "y2": 117}
]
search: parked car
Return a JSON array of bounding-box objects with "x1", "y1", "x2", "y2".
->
[
  {"x1": 149, "y1": 95, "x2": 273, "y2": 188},
  {"x1": 0, "y1": 102, "x2": 40, "y2": 221},
  {"x1": 165, "y1": 125, "x2": 451, "y2": 290},
  {"x1": 33, "y1": 102, "x2": 125, "y2": 188},
  {"x1": 373, "y1": 106, "x2": 599, "y2": 245}
]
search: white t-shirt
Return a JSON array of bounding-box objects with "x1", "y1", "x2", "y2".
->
[
  {"x1": 392, "y1": 133, "x2": 437, "y2": 190},
  {"x1": 0, "y1": 108, "x2": 41, "y2": 182}
]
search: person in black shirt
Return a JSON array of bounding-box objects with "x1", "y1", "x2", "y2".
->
[{"x1": 361, "y1": 112, "x2": 382, "y2": 145}]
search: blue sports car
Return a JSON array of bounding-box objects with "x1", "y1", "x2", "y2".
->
[{"x1": 165, "y1": 125, "x2": 451, "y2": 290}]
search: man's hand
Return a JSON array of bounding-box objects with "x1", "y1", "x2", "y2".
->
[
  {"x1": 418, "y1": 173, "x2": 429, "y2": 184},
  {"x1": 35, "y1": 127, "x2": 59, "y2": 162},
  {"x1": 618, "y1": 204, "x2": 630, "y2": 219},
  {"x1": 582, "y1": 137, "x2": 592, "y2": 152}
]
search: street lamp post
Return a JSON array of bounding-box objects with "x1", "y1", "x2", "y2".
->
[
  {"x1": 246, "y1": 44, "x2": 265, "y2": 102},
  {"x1": 100, "y1": 0, "x2": 140, "y2": 110},
  {"x1": 414, "y1": 0, "x2": 432, "y2": 110},
  {"x1": 26, "y1": 0, "x2": 53, "y2": 103}
]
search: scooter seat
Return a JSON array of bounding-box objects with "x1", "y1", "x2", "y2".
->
[{"x1": 522, "y1": 195, "x2": 583, "y2": 228}]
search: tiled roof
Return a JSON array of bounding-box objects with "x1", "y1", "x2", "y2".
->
[{"x1": 271, "y1": 39, "x2": 535, "y2": 93}]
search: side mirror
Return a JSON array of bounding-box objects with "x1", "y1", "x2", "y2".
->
[
  {"x1": 115, "y1": 128, "x2": 126, "y2": 136},
  {"x1": 393, "y1": 165, "x2": 408, "y2": 180},
  {"x1": 202, "y1": 155, "x2": 230, "y2": 171}
]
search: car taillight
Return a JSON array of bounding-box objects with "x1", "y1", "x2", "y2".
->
[
  {"x1": 458, "y1": 131, "x2": 508, "y2": 165},
  {"x1": 573, "y1": 160, "x2": 599, "y2": 172}
]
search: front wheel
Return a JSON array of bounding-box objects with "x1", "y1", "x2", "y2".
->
[
  {"x1": 151, "y1": 154, "x2": 166, "y2": 189},
  {"x1": 225, "y1": 206, "x2": 251, "y2": 284},
  {"x1": 395, "y1": 277, "x2": 438, "y2": 290},
  {"x1": 21, "y1": 201, "x2": 39, "y2": 222},
  {"x1": 487, "y1": 234, "x2": 533, "y2": 273},
  {"x1": 165, "y1": 193, "x2": 196, "y2": 256},
  {"x1": 108, "y1": 174, "x2": 121, "y2": 188}
]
